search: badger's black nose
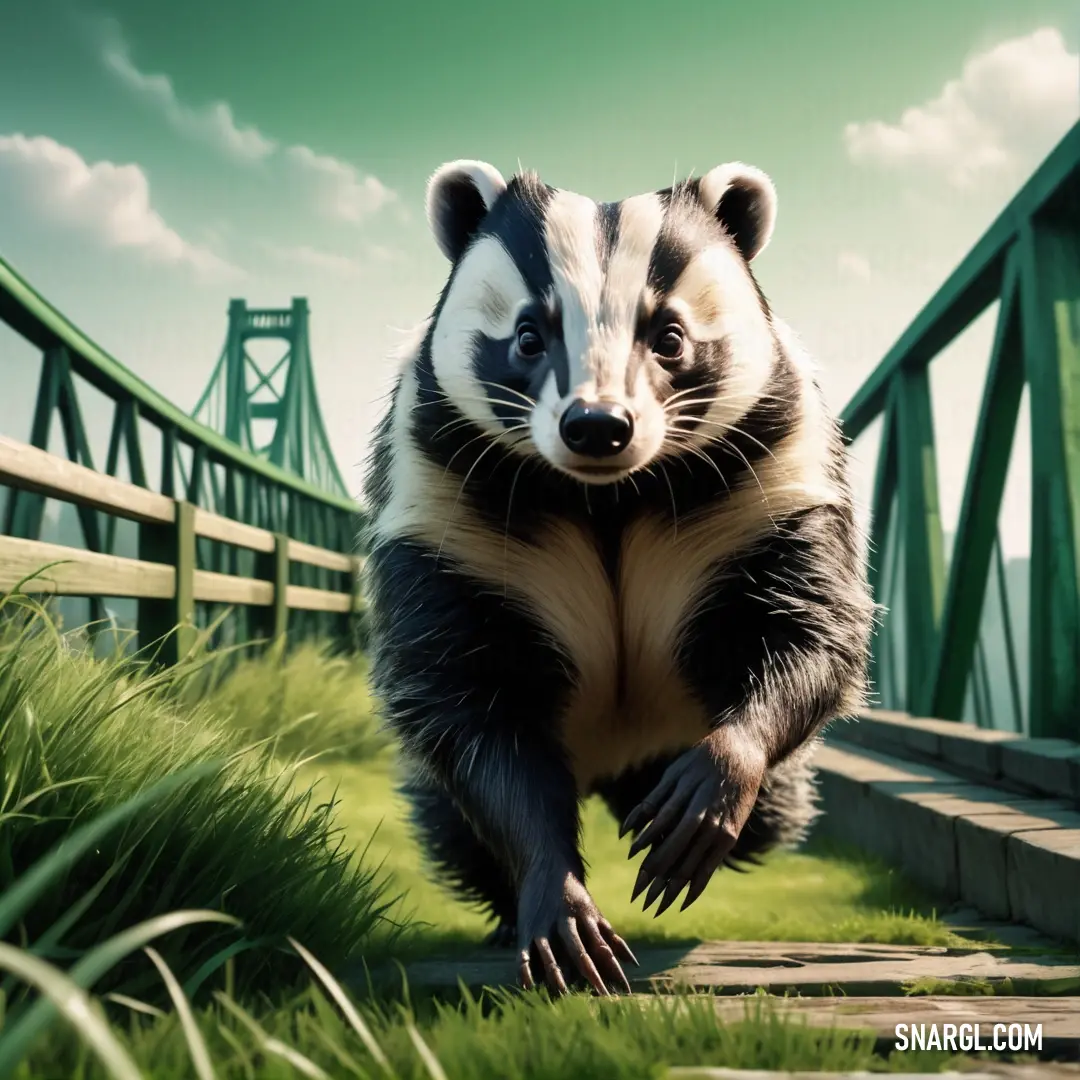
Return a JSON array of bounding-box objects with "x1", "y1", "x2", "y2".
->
[{"x1": 559, "y1": 399, "x2": 634, "y2": 458}]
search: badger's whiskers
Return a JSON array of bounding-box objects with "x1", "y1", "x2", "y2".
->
[
  {"x1": 474, "y1": 381, "x2": 538, "y2": 409},
  {"x1": 436, "y1": 422, "x2": 531, "y2": 562},
  {"x1": 663, "y1": 431, "x2": 731, "y2": 491}
]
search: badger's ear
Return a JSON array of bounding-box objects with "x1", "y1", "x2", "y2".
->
[
  {"x1": 425, "y1": 160, "x2": 507, "y2": 262},
  {"x1": 696, "y1": 162, "x2": 777, "y2": 262}
]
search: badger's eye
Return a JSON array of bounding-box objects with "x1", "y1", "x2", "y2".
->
[
  {"x1": 515, "y1": 322, "x2": 545, "y2": 360},
  {"x1": 654, "y1": 325, "x2": 685, "y2": 362}
]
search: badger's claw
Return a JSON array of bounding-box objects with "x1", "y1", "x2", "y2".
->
[
  {"x1": 623, "y1": 728, "x2": 767, "y2": 915},
  {"x1": 516, "y1": 867, "x2": 637, "y2": 996}
]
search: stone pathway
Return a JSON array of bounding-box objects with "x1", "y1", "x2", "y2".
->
[
  {"x1": 381, "y1": 940, "x2": 1080, "y2": 998},
  {"x1": 369, "y1": 938, "x2": 1080, "y2": 1066}
]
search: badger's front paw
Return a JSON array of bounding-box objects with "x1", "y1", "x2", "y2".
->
[
  {"x1": 516, "y1": 867, "x2": 638, "y2": 996},
  {"x1": 621, "y1": 727, "x2": 767, "y2": 916}
]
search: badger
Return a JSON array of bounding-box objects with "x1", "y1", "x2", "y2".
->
[{"x1": 363, "y1": 158, "x2": 874, "y2": 997}]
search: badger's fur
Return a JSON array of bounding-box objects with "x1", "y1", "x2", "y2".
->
[{"x1": 363, "y1": 159, "x2": 874, "y2": 978}]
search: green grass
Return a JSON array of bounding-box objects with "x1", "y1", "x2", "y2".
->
[
  {"x1": 189, "y1": 639, "x2": 388, "y2": 765},
  {"x1": 0, "y1": 600, "x2": 990, "y2": 1078},
  {"x1": 14, "y1": 983, "x2": 970, "y2": 1079},
  {"x1": 305, "y1": 753, "x2": 970, "y2": 958},
  {"x1": 0, "y1": 598, "x2": 394, "y2": 1006}
]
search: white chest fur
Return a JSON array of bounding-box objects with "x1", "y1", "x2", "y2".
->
[
  {"x1": 550, "y1": 513, "x2": 716, "y2": 789},
  {"x1": 372, "y1": 366, "x2": 841, "y2": 791}
]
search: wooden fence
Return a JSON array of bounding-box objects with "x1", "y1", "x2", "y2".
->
[{"x1": 0, "y1": 434, "x2": 363, "y2": 662}]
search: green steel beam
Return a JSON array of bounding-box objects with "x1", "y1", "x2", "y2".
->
[
  {"x1": 1019, "y1": 218, "x2": 1080, "y2": 738},
  {"x1": 120, "y1": 399, "x2": 148, "y2": 488},
  {"x1": 4, "y1": 346, "x2": 63, "y2": 538},
  {"x1": 842, "y1": 121, "x2": 1080, "y2": 442},
  {"x1": 0, "y1": 254, "x2": 357, "y2": 513},
  {"x1": 5, "y1": 346, "x2": 105, "y2": 555},
  {"x1": 160, "y1": 425, "x2": 177, "y2": 498},
  {"x1": 865, "y1": 399, "x2": 897, "y2": 707},
  {"x1": 189, "y1": 345, "x2": 227, "y2": 427},
  {"x1": 102, "y1": 399, "x2": 124, "y2": 553},
  {"x1": 894, "y1": 363, "x2": 947, "y2": 711},
  {"x1": 841, "y1": 119, "x2": 1080, "y2": 737},
  {"x1": 993, "y1": 536, "x2": 1025, "y2": 732},
  {"x1": 927, "y1": 251, "x2": 1025, "y2": 721},
  {"x1": 880, "y1": 504, "x2": 904, "y2": 708}
]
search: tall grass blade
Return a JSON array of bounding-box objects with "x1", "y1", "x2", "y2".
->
[
  {"x1": 0, "y1": 763, "x2": 223, "y2": 939},
  {"x1": 143, "y1": 946, "x2": 216, "y2": 1080},
  {"x1": 0, "y1": 866, "x2": 114, "y2": 1000},
  {"x1": 0, "y1": 910, "x2": 237, "y2": 1074},
  {"x1": 0, "y1": 942, "x2": 142, "y2": 1080},
  {"x1": 288, "y1": 936, "x2": 392, "y2": 1076},
  {"x1": 103, "y1": 993, "x2": 166, "y2": 1019},
  {"x1": 404, "y1": 1022, "x2": 448, "y2": 1080},
  {"x1": 302, "y1": 1020, "x2": 367, "y2": 1079},
  {"x1": 181, "y1": 937, "x2": 272, "y2": 1000},
  {"x1": 216, "y1": 993, "x2": 330, "y2": 1080}
]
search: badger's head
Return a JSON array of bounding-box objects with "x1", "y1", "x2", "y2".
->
[{"x1": 424, "y1": 158, "x2": 778, "y2": 486}]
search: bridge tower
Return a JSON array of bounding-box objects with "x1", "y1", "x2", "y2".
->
[{"x1": 192, "y1": 298, "x2": 348, "y2": 498}]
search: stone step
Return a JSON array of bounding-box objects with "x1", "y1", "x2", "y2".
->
[
  {"x1": 368, "y1": 940, "x2": 1080, "y2": 998},
  {"x1": 942, "y1": 908, "x2": 1069, "y2": 951},
  {"x1": 828, "y1": 710, "x2": 1080, "y2": 803},
  {"x1": 812, "y1": 742, "x2": 1080, "y2": 944}
]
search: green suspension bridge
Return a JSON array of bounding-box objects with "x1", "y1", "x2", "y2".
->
[
  {"x1": 0, "y1": 258, "x2": 361, "y2": 663},
  {"x1": 0, "y1": 122, "x2": 1077, "y2": 735}
]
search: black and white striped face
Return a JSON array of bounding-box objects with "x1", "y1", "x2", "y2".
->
[{"x1": 425, "y1": 159, "x2": 779, "y2": 486}]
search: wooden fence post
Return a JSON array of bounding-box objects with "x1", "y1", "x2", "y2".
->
[
  {"x1": 138, "y1": 499, "x2": 196, "y2": 665},
  {"x1": 272, "y1": 534, "x2": 289, "y2": 645},
  {"x1": 255, "y1": 532, "x2": 290, "y2": 650}
]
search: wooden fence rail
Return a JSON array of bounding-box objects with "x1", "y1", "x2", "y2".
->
[{"x1": 0, "y1": 434, "x2": 362, "y2": 662}]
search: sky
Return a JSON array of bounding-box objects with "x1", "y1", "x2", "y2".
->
[{"x1": 0, "y1": 0, "x2": 1077, "y2": 558}]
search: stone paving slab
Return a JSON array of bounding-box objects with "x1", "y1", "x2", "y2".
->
[
  {"x1": 813, "y1": 743, "x2": 1080, "y2": 945},
  {"x1": 369, "y1": 941, "x2": 1080, "y2": 998}
]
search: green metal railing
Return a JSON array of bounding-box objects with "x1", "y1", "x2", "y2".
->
[
  {"x1": 3, "y1": 122, "x2": 1077, "y2": 723},
  {"x1": 0, "y1": 253, "x2": 362, "y2": 652},
  {"x1": 841, "y1": 121, "x2": 1080, "y2": 740}
]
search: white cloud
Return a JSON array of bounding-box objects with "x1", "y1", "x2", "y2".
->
[
  {"x1": 102, "y1": 36, "x2": 276, "y2": 162},
  {"x1": 844, "y1": 28, "x2": 1079, "y2": 188},
  {"x1": 367, "y1": 243, "x2": 406, "y2": 264},
  {"x1": 285, "y1": 146, "x2": 397, "y2": 223},
  {"x1": 0, "y1": 134, "x2": 240, "y2": 280},
  {"x1": 837, "y1": 251, "x2": 872, "y2": 282},
  {"x1": 261, "y1": 241, "x2": 361, "y2": 276},
  {"x1": 100, "y1": 25, "x2": 396, "y2": 224},
  {"x1": 259, "y1": 240, "x2": 408, "y2": 277}
]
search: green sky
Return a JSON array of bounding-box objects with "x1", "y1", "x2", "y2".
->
[{"x1": 0, "y1": 0, "x2": 1077, "y2": 555}]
